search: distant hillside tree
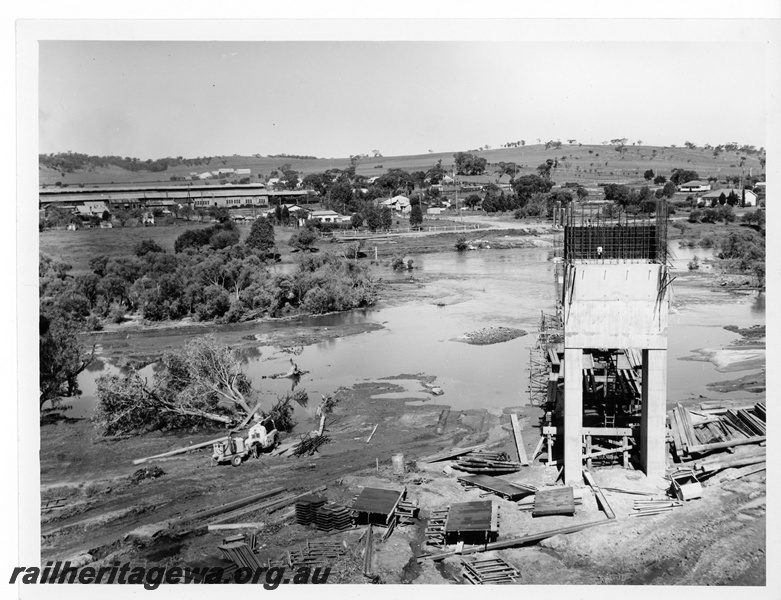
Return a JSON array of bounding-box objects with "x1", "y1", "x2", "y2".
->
[
  {"x1": 644, "y1": 169, "x2": 655, "y2": 181},
  {"x1": 453, "y1": 152, "x2": 487, "y2": 176}
]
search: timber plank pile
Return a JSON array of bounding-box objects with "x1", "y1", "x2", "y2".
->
[
  {"x1": 532, "y1": 486, "x2": 575, "y2": 517},
  {"x1": 452, "y1": 450, "x2": 522, "y2": 475},
  {"x1": 456, "y1": 474, "x2": 537, "y2": 501},
  {"x1": 267, "y1": 539, "x2": 349, "y2": 569},
  {"x1": 394, "y1": 499, "x2": 419, "y2": 524},
  {"x1": 425, "y1": 508, "x2": 449, "y2": 547},
  {"x1": 314, "y1": 504, "x2": 353, "y2": 532},
  {"x1": 461, "y1": 557, "x2": 520, "y2": 584},
  {"x1": 295, "y1": 495, "x2": 327, "y2": 526},
  {"x1": 668, "y1": 402, "x2": 766, "y2": 459},
  {"x1": 631, "y1": 498, "x2": 683, "y2": 517},
  {"x1": 218, "y1": 540, "x2": 264, "y2": 569}
]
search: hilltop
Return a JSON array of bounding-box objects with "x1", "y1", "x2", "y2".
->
[{"x1": 39, "y1": 143, "x2": 764, "y2": 189}]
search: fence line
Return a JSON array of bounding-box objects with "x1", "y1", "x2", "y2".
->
[{"x1": 325, "y1": 223, "x2": 483, "y2": 238}]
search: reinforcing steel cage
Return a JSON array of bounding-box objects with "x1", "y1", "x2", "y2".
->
[{"x1": 559, "y1": 200, "x2": 669, "y2": 264}]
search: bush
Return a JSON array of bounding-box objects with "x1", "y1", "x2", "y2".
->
[
  {"x1": 688, "y1": 209, "x2": 702, "y2": 223},
  {"x1": 455, "y1": 236, "x2": 468, "y2": 251},
  {"x1": 687, "y1": 256, "x2": 700, "y2": 271}
]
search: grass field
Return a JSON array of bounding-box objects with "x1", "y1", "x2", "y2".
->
[{"x1": 39, "y1": 143, "x2": 763, "y2": 189}]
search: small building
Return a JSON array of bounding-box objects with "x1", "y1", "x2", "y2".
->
[
  {"x1": 235, "y1": 168, "x2": 251, "y2": 176},
  {"x1": 309, "y1": 210, "x2": 340, "y2": 223},
  {"x1": 74, "y1": 201, "x2": 109, "y2": 217},
  {"x1": 678, "y1": 180, "x2": 710, "y2": 193},
  {"x1": 381, "y1": 195, "x2": 411, "y2": 214},
  {"x1": 699, "y1": 188, "x2": 757, "y2": 207},
  {"x1": 218, "y1": 168, "x2": 235, "y2": 176},
  {"x1": 198, "y1": 172, "x2": 212, "y2": 180}
]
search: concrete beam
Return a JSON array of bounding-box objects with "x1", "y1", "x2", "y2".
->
[
  {"x1": 641, "y1": 349, "x2": 667, "y2": 478},
  {"x1": 564, "y1": 348, "x2": 583, "y2": 485}
]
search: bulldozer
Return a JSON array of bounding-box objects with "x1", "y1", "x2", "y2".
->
[{"x1": 211, "y1": 417, "x2": 280, "y2": 467}]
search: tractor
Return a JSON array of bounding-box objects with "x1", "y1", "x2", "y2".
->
[{"x1": 211, "y1": 418, "x2": 280, "y2": 467}]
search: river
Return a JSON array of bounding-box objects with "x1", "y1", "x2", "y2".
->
[{"x1": 73, "y1": 246, "x2": 765, "y2": 419}]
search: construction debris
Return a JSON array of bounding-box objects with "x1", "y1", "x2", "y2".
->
[
  {"x1": 451, "y1": 450, "x2": 521, "y2": 475},
  {"x1": 291, "y1": 433, "x2": 331, "y2": 457},
  {"x1": 129, "y1": 465, "x2": 165, "y2": 484},
  {"x1": 510, "y1": 413, "x2": 530, "y2": 466},
  {"x1": 362, "y1": 524, "x2": 375, "y2": 578},
  {"x1": 630, "y1": 499, "x2": 683, "y2": 517},
  {"x1": 420, "y1": 444, "x2": 487, "y2": 464},
  {"x1": 461, "y1": 557, "x2": 520, "y2": 584},
  {"x1": 669, "y1": 469, "x2": 702, "y2": 501},
  {"x1": 426, "y1": 520, "x2": 611, "y2": 561},
  {"x1": 668, "y1": 402, "x2": 766, "y2": 459}
]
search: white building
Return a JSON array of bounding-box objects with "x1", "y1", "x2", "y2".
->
[
  {"x1": 698, "y1": 188, "x2": 757, "y2": 207},
  {"x1": 678, "y1": 180, "x2": 711, "y2": 193},
  {"x1": 309, "y1": 210, "x2": 341, "y2": 223}
]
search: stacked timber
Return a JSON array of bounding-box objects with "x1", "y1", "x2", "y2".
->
[
  {"x1": 218, "y1": 541, "x2": 264, "y2": 569},
  {"x1": 668, "y1": 402, "x2": 766, "y2": 459},
  {"x1": 630, "y1": 498, "x2": 683, "y2": 517},
  {"x1": 269, "y1": 539, "x2": 348, "y2": 569},
  {"x1": 394, "y1": 500, "x2": 419, "y2": 524},
  {"x1": 314, "y1": 504, "x2": 353, "y2": 532},
  {"x1": 295, "y1": 495, "x2": 327, "y2": 526},
  {"x1": 452, "y1": 451, "x2": 521, "y2": 475},
  {"x1": 424, "y1": 509, "x2": 449, "y2": 547},
  {"x1": 461, "y1": 557, "x2": 520, "y2": 584}
]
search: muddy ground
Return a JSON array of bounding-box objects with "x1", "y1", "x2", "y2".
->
[{"x1": 38, "y1": 224, "x2": 767, "y2": 586}]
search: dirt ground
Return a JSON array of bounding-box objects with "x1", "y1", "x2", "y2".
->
[{"x1": 38, "y1": 223, "x2": 767, "y2": 586}]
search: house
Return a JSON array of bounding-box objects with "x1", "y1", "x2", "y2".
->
[
  {"x1": 380, "y1": 195, "x2": 411, "y2": 214},
  {"x1": 698, "y1": 188, "x2": 757, "y2": 207},
  {"x1": 678, "y1": 180, "x2": 710, "y2": 193},
  {"x1": 441, "y1": 175, "x2": 455, "y2": 185},
  {"x1": 198, "y1": 172, "x2": 212, "y2": 180},
  {"x1": 235, "y1": 168, "x2": 251, "y2": 176},
  {"x1": 309, "y1": 210, "x2": 341, "y2": 223},
  {"x1": 74, "y1": 201, "x2": 109, "y2": 217},
  {"x1": 218, "y1": 168, "x2": 235, "y2": 176}
]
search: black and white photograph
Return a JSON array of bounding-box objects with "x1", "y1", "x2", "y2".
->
[{"x1": 10, "y1": 11, "x2": 780, "y2": 595}]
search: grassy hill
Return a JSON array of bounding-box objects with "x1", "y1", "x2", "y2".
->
[{"x1": 39, "y1": 144, "x2": 764, "y2": 189}]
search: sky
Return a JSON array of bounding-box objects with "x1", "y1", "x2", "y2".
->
[{"x1": 39, "y1": 38, "x2": 769, "y2": 160}]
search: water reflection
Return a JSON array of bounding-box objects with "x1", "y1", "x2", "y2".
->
[{"x1": 73, "y1": 247, "x2": 765, "y2": 417}]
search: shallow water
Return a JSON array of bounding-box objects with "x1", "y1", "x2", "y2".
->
[{"x1": 71, "y1": 247, "x2": 765, "y2": 419}]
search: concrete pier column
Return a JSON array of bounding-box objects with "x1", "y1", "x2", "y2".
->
[
  {"x1": 563, "y1": 348, "x2": 583, "y2": 485},
  {"x1": 641, "y1": 349, "x2": 667, "y2": 478}
]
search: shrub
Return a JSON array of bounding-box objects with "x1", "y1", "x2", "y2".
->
[
  {"x1": 688, "y1": 209, "x2": 702, "y2": 223},
  {"x1": 455, "y1": 236, "x2": 468, "y2": 251}
]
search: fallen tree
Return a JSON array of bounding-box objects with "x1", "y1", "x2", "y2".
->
[{"x1": 93, "y1": 335, "x2": 261, "y2": 435}]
